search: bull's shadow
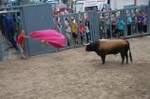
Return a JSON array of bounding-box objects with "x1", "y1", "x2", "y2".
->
[{"x1": 90, "y1": 59, "x2": 129, "y2": 69}]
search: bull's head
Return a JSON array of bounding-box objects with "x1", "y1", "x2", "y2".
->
[
  {"x1": 85, "y1": 41, "x2": 99, "y2": 52},
  {"x1": 85, "y1": 42, "x2": 94, "y2": 52}
]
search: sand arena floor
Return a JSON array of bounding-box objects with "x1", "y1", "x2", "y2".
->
[{"x1": 0, "y1": 36, "x2": 150, "y2": 99}]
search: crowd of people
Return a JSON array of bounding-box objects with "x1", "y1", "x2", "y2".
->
[
  {"x1": 54, "y1": 13, "x2": 92, "y2": 47},
  {"x1": 99, "y1": 9, "x2": 147, "y2": 39},
  {"x1": 53, "y1": 8, "x2": 148, "y2": 47}
]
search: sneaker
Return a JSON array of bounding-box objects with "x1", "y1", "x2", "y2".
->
[
  {"x1": 76, "y1": 44, "x2": 79, "y2": 46},
  {"x1": 21, "y1": 56, "x2": 27, "y2": 60}
]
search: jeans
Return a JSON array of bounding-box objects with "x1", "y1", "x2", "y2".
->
[{"x1": 86, "y1": 32, "x2": 91, "y2": 43}]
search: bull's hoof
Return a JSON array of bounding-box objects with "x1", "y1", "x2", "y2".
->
[{"x1": 102, "y1": 63, "x2": 105, "y2": 65}]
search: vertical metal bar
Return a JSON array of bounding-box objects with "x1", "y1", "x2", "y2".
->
[
  {"x1": 135, "y1": 8, "x2": 138, "y2": 35},
  {"x1": 20, "y1": 7, "x2": 30, "y2": 57},
  {"x1": 98, "y1": 12, "x2": 102, "y2": 39},
  {"x1": 75, "y1": 13, "x2": 81, "y2": 46},
  {"x1": 95, "y1": 12, "x2": 100, "y2": 40},
  {"x1": 92, "y1": 11, "x2": 96, "y2": 41},
  {"x1": 60, "y1": 15, "x2": 67, "y2": 50},
  {"x1": 130, "y1": 8, "x2": 133, "y2": 36},
  {"x1": 90, "y1": 11, "x2": 94, "y2": 41},
  {"x1": 109, "y1": 12, "x2": 112, "y2": 38},
  {"x1": 124, "y1": 9, "x2": 127, "y2": 37},
  {"x1": 83, "y1": 12, "x2": 88, "y2": 43},
  {"x1": 92, "y1": 12, "x2": 95, "y2": 40},
  {"x1": 145, "y1": 6, "x2": 149, "y2": 35},
  {"x1": 144, "y1": 6, "x2": 147, "y2": 35},
  {"x1": 148, "y1": 6, "x2": 150, "y2": 34},
  {"x1": 88, "y1": 12, "x2": 93, "y2": 41},
  {"x1": 0, "y1": 44, "x2": 3, "y2": 61},
  {"x1": 104, "y1": 12, "x2": 107, "y2": 39},
  {"x1": 68, "y1": 14, "x2": 74, "y2": 47},
  {"x1": 121, "y1": 9, "x2": 126, "y2": 37}
]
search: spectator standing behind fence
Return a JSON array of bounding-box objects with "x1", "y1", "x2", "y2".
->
[
  {"x1": 111, "y1": 15, "x2": 117, "y2": 37},
  {"x1": 71, "y1": 18, "x2": 78, "y2": 46},
  {"x1": 85, "y1": 19, "x2": 91, "y2": 43},
  {"x1": 127, "y1": 14, "x2": 132, "y2": 36},
  {"x1": 79, "y1": 21, "x2": 85, "y2": 45},
  {"x1": 132, "y1": 13, "x2": 137, "y2": 34},
  {"x1": 65, "y1": 18, "x2": 71, "y2": 46},
  {"x1": 57, "y1": 23, "x2": 62, "y2": 34},
  {"x1": 106, "y1": 18, "x2": 111, "y2": 39},
  {"x1": 99, "y1": 17, "x2": 105, "y2": 38},
  {"x1": 137, "y1": 12, "x2": 144, "y2": 34},
  {"x1": 117, "y1": 16, "x2": 125, "y2": 37},
  {"x1": 143, "y1": 14, "x2": 147, "y2": 33}
]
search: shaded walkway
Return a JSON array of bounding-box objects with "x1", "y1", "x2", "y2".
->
[{"x1": 0, "y1": 32, "x2": 20, "y2": 60}]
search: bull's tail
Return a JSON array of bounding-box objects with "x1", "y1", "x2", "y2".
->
[
  {"x1": 129, "y1": 48, "x2": 132, "y2": 62},
  {"x1": 126, "y1": 40, "x2": 132, "y2": 62}
]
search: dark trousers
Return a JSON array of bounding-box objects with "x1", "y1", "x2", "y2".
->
[
  {"x1": 107, "y1": 29, "x2": 111, "y2": 39},
  {"x1": 86, "y1": 32, "x2": 91, "y2": 43},
  {"x1": 112, "y1": 25, "x2": 116, "y2": 37},
  {"x1": 138, "y1": 23, "x2": 143, "y2": 33},
  {"x1": 132, "y1": 24, "x2": 137, "y2": 34},
  {"x1": 116, "y1": 29, "x2": 123, "y2": 37},
  {"x1": 127, "y1": 24, "x2": 131, "y2": 35},
  {"x1": 143, "y1": 25, "x2": 147, "y2": 33},
  {"x1": 80, "y1": 33, "x2": 85, "y2": 44}
]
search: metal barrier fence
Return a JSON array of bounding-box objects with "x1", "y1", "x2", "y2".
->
[
  {"x1": 54, "y1": 5, "x2": 150, "y2": 50},
  {"x1": 53, "y1": 11, "x2": 100, "y2": 48},
  {"x1": 0, "y1": 44, "x2": 3, "y2": 61},
  {"x1": 96, "y1": 6, "x2": 150, "y2": 39}
]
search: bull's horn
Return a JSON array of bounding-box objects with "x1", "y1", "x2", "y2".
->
[{"x1": 83, "y1": 42, "x2": 90, "y2": 46}]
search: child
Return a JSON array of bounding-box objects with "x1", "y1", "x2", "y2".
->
[
  {"x1": 16, "y1": 30, "x2": 28, "y2": 59},
  {"x1": 79, "y1": 21, "x2": 85, "y2": 45},
  {"x1": 71, "y1": 18, "x2": 78, "y2": 46},
  {"x1": 85, "y1": 19, "x2": 91, "y2": 43}
]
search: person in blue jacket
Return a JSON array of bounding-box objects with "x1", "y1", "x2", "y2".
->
[{"x1": 117, "y1": 15, "x2": 125, "y2": 37}]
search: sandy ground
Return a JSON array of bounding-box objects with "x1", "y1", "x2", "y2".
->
[{"x1": 0, "y1": 36, "x2": 150, "y2": 99}]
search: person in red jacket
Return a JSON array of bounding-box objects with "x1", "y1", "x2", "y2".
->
[{"x1": 16, "y1": 30, "x2": 28, "y2": 59}]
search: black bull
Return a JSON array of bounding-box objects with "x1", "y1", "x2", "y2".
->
[{"x1": 85, "y1": 39, "x2": 132, "y2": 65}]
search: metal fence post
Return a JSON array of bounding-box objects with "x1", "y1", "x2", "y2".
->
[
  {"x1": 0, "y1": 44, "x2": 3, "y2": 61},
  {"x1": 94, "y1": 12, "x2": 100, "y2": 40},
  {"x1": 148, "y1": 5, "x2": 150, "y2": 34}
]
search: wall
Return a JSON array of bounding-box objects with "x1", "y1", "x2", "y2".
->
[
  {"x1": 111, "y1": 0, "x2": 149, "y2": 10},
  {"x1": 111, "y1": 0, "x2": 134, "y2": 10},
  {"x1": 136, "y1": 0, "x2": 149, "y2": 6}
]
